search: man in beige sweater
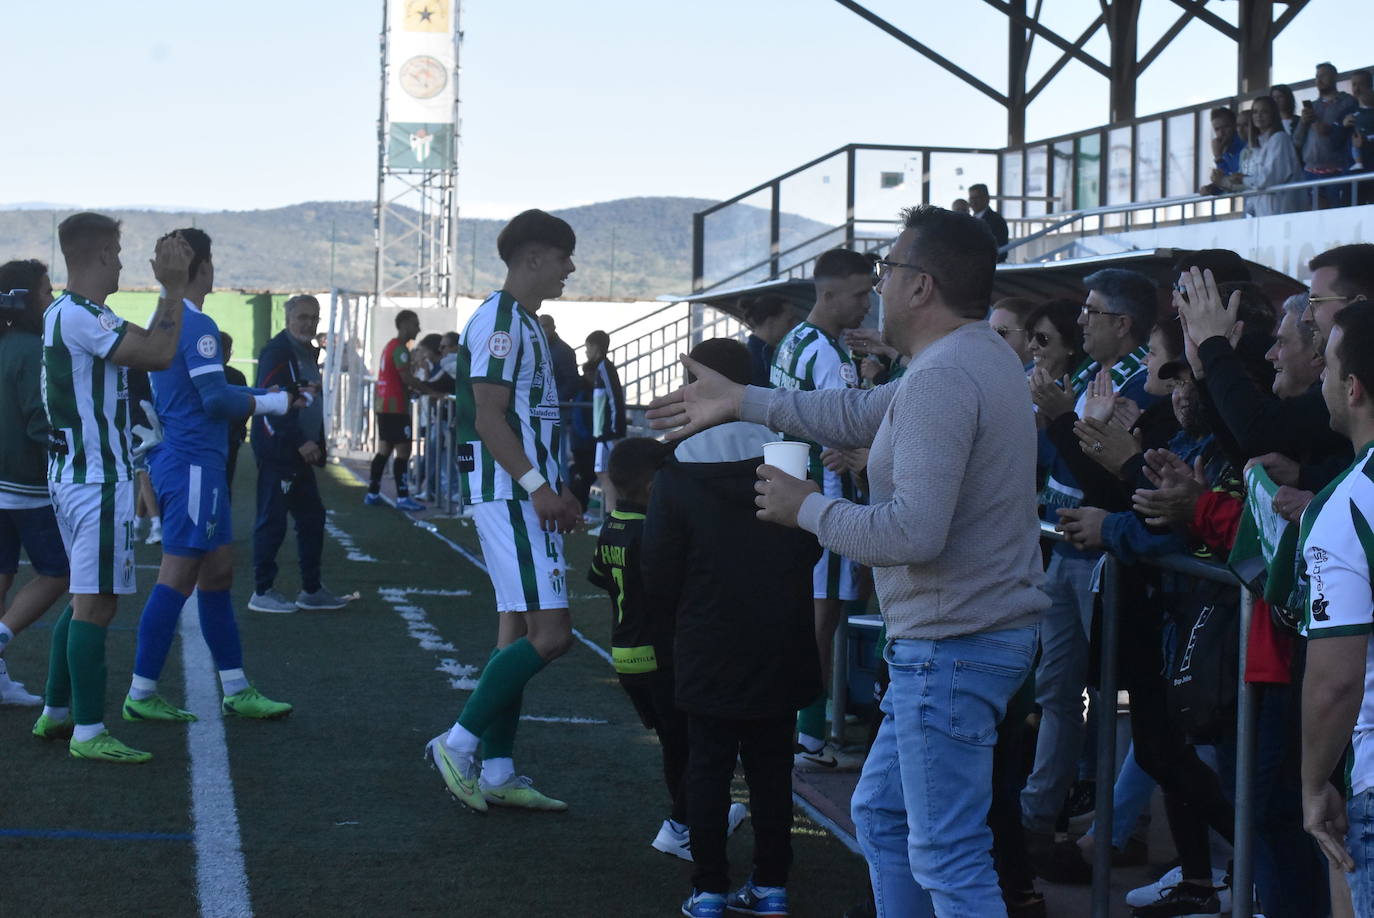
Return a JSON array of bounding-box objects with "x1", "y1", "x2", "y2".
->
[{"x1": 650, "y1": 205, "x2": 1047, "y2": 916}]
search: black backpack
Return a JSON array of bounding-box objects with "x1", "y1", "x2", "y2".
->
[{"x1": 1165, "y1": 583, "x2": 1240, "y2": 744}]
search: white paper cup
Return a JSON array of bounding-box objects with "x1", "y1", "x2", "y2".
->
[{"x1": 763, "y1": 441, "x2": 810, "y2": 480}]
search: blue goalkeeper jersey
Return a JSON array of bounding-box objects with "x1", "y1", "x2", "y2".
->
[{"x1": 149, "y1": 300, "x2": 257, "y2": 470}]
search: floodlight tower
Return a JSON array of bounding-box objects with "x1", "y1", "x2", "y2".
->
[{"x1": 374, "y1": 0, "x2": 462, "y2": 310}]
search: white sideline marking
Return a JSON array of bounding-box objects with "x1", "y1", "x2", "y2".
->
[
  {"x1": 520, "y1": 715, "x2": 609, "y2": 725},
  {"x1": 323, "y1": 511, "x2": 377, "y2": 562},
  {"x1": 179, "y1": 594, "x2": 252, "y2": 918},
  {"x1": 341, "y1": 462, "x2": 616, "y2": 667}
]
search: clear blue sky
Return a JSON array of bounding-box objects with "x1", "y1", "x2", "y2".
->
[{"x1": 5, "y1": 0, "x2": 1366, "y2": 217}]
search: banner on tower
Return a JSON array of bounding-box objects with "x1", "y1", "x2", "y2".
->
[{"x1": 386, "y1": 0, "x2": 455, "y2": 169}]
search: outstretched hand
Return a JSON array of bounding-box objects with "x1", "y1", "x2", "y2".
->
[
  {"x1": 150, "y1": 233, "x2": 194, "y2": 294},
  {"x1": 1176, "y1": 267, "x2": 1244, "y2": 345},
  {"x1": 646, "y1": 355, "x2": 745, "y2": 442}
]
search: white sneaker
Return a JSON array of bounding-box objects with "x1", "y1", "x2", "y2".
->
[
  {"x1": 248, "y1": 589, "x2": 299, "y2": 614},
  {"x1": 0, "y1": 660, "x2": 42, "y2": 706},
  {"x1": 145, "y1": 518, "x2": 162, "y2": 545},
  {"x1": 1126, "y1": 866, "x2": 1228, "y2": 908},
  {"x1": 793, "y1": 741, "x2": 862, "y2": 771},
  {"x1": 650, "y1": 804, "x2": 748, "y2": 862}
]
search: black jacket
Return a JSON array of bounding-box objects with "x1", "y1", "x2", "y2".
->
[
  {"x1": 641, "y1": 422, "x2": 822, "y2": 719},
  {"x1": 250, "y1": 330, "x2": 325, "y2": 468},
  {"x1": 980, "y1": 208, "x2": 1010, "y2": 261}
]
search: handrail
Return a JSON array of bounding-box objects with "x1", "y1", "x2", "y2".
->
[{"x1": 1036, "y1": 519, "x2": 1253, "y2": 918}]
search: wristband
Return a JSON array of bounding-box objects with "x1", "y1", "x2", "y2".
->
[
  {"x1": 252, "y1": 390, "x2": 291, "y2": 417},
  {"x1": 517, "y1": 468, "x2": 548, "y2": 494}
]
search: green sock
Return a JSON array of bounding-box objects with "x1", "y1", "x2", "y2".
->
[
  {"x1": 480, "y1": 647, "x2": 523, "y2": 760},
  {"x1": 459, "y1": 638, "x2": 546, "y2": 739},
  {"x1": 797, "y1": 692, "x2": 828, "y2": 745},
  {"x1": 67, "y1": 619, "x2": 109, "y2": 726},
  {"x1": 44, "y1": 605, "x2": 74, "y2": 708}
]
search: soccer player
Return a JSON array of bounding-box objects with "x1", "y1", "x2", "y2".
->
[
  {"x1": 426, "y1": 209, "x2": 582, "y2": 812},
  {"x1": 365, "y1": 309, "x2": 431, "y2": 511},
  {"x1": 32, "y1": 213, "x2": 193, "y2": 763},
  {"x1": 769, "y1": 247, "x2": 873, "y2": 767},
  {"x1": 120, "y1": 228, "x2": 295, "y2": 724},
  {"x1": 1300, "y1": 302, "x2": 1374, "y2": 900}
]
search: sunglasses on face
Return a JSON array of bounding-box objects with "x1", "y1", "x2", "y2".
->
[{"x1": 1030, "y1": 331, "x2": 1052, "y2": 347}]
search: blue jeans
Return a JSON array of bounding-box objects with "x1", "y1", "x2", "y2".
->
[
  {"x1": 1349, "y1": 788, "x2": 1374, "y2": 918},
  {"x1": 1022, "y1": 552, "x2": 1096, "y2": 831},
  {"x1": 852, "y1": 625, "x2": 1038, "y2": 918}
]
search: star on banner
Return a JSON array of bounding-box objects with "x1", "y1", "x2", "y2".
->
[{"x1": 403, "y1": 0, "x2": 449, "y2": 32}]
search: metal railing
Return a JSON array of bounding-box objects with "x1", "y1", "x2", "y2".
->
[
  {"x1": 323, "y1": 289, "x2": 377, "y2": 457},
  {"x1": 1033, "y1": 521, "x2": 1256, "y2": 918},
  {"x1": 409, "y1": 394, "x2": 461, "y2": 516}
]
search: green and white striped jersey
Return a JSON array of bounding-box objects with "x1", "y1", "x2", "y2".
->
[
  {"x1": 456, "y1": 290, "x2": 563, "y2": 504},
  {"x1": 41, "y1": 292, "x2": 132, "y2": 484},
  {"x1": 770, "y1": 321, "x2": 860, "y2": 488},
  {"x1": 1300, "y1": 441, "x2": 1374, "y2": 795}
]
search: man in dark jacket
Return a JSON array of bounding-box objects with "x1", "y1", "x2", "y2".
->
[
  {"x1": 586, "y1": 329, "x2": 627, "y2": 518},
  {"x1": 968, "y1": 184, "x2": 1010, "y2": 262},
  {"x1": 220, "y1": 332, "x2": 249, "y2": 495},
  {"x1": 248, "y1": 295, "x2": 345, "y2": 613},
  {"x1": 641, "y1": 338, "x2": 821, "y2": 918}
]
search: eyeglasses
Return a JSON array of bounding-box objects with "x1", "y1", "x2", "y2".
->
[
  {"x1": 1307, "y1": 294, "x2": 1352, "y2": 306},
  {"x1": 875, "y1": 258, "x2": 933, "y2": 280},
  {"x1": 1081, "y1": 306, "x2": 1123, "y2": 318},
  {"x1": 994, "y1": 327, "x2": 1026, "y2": 338},
  {"x1": 1030, "y1": 331, "x2": 1052, "y2": 347}
]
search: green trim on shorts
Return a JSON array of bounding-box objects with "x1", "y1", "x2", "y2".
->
[
  {"x1": 98, "y1": 481, "x2": 116, "y2": 594},
  {"x1": 506, "y1": 501, "x2": 541, "y2": 610}
]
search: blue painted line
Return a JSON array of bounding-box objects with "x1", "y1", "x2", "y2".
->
[{"x1": 0, "y1": 827, "x2": 193, "y2": 842}]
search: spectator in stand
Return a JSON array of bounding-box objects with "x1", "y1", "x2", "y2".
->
[
  {"x1": 968, "y1": 183, "x2": 1010, "y2": 261},
  {"x1": 742, "y1": 294, "x2": 796, "y2": 388},
  {"x1": 1345, "y1": 85, "x2": 1374, "y2": 204},
  {"x1": 640, "y1": 339, "x2": 818, "y2": 917},
  {"x1": 989, "y1": 296, "x2": 1039, "y2": 369},
  {"x1": 1200, "y1": 107, "x2": 1247, "y2": 195},
  {"x1": 1025, "y1": 298, "x2": 1089, "y2": 384},
  {"x1": 1271, "y1": 84, "x2": 1301, "y2": 136},
  {"x1": 428, "y1": 331, "x2": 459, "y2": 396},
  {"x1": 1352, "y1": 69, "x2": 1373, "y2": 103},
  {"x1": 1294, "y1": 62, "x2": 1358, "y2": 207},
  {"x1": 0, "y1": 258, "x2": 69, "y2": 705},
  {"x1": 1023, "y1": 269, "x2": 1158, "y2": 863},
  {"x1": 1215, "y1": 96, "x2": 1304, "y2": 217},
  {"x1": 220, "y1": 332, "x2": 249, "y2": 496},
  {"x1": 1300, "y1": 302, "x2": 1374, "y2": 915},
  {"x1": 585, "y1": 329, "x2": 626, "y2": 518},
  {"x1": 365, "y1": 309, "x2": 434, "y2": 511},
  {"x1": 648, "y1": 204, "x2": 1048, "y2": 917},
  {"x1": 248, "y1": 294, "x2": 343, "y2": 614},
  {"x1": 952, "y1": 198, "x2": 971, "y2": 214}
]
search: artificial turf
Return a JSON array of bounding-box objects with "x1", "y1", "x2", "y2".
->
[{"x1": 0, "y1": 460, "x2": 869, "y2": 917}]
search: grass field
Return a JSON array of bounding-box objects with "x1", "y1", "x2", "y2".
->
[{"x1": 1, "y1": 460, "x2": 868, "y2": 918}]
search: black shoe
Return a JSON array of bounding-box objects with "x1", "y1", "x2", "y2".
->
[
  {"x1": 1061, "y1": 779, "x2": 1096, "y2": 820},
  {"x1": 1130, "y1": 882, "x2": 1221, "y2": 917},
  {"x1": 1033, "y1": 839, "x2": 1093, "y2": 885},
  {"x1": 1004, "y1": 889, "x2": 1048, "y2": 918}
]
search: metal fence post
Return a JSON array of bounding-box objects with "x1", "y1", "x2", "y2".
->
[
  {"x1": 1232, "y1": 587, "x2": 1256, "y2": 918},
  {"x1": 1091, "y1": 554, "x2": 1120, "y2": 918},
  {"x1": 830, "y1": 615, "x2": 850, "y2": 746}
]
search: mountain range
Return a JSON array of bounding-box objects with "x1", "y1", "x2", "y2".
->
[{"x1": 0, "y1": 197, "x2": 832, "y2": 300}]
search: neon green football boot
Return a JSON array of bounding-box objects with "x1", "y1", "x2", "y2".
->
[
  {"x1": 123, "y1": 693, "x2": 198, "y2": 722},
  {"x1": 425, "y1": 734, "x2": 487, "y2": 813},
  {"x1": 32, "y1": 712, "x2": 75, "y2": 740},
  {"x1": 480, "y1": 774, "x2": 568, "y2": 812},
  {"x1": 221, "y1": 686, "x2": 292, "y2": 719},
  {"x1": 69, "y1": 731, "x2": 153, "y2": 763}
]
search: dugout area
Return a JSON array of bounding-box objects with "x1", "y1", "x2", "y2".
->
[{"x1": 0, "y1": 460, "x2": 867, "y2": 918}]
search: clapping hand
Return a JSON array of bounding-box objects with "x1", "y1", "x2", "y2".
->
[
  {"x1": 1029, "y1": 367, "x2": 1076, "y2": 421},
  {"x1": 1133, "y1": 449, "x2": 1207, "y2": 526},
  {"x1": 1176, "y1": 267, "x2": 1245, "y2": 345},
  {"x1": 1074, "y1": 416, "x2": 1140, "y2": 476},
  {"x1": 1081, "y1": 368, "x2": 1117, "y2": 423}
]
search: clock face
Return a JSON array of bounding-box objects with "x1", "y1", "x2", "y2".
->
[{"x1": 399, "y1": 55, "x2": 448, "y2": 100}]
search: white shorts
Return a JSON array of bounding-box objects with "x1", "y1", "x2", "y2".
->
[
  {"x1": 813, "y1": 463, "x2": 861, "y2": 601},
  {"x1": 594, "y1": 440, "x2": 618, "y2": 475},
  {"x1": 50, "y1": 480, "x2": 136, "y2": 595},
  {"x1": 470, "y1": 500, "x2": 569, "y2": 612}
]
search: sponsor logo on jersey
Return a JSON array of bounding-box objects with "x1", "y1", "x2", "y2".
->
[
  {"x1": 196, "y1": 334, "x2": 218, "y2": 359},
  {"x1": 489, "y1": 331, "x2": 514, "y2": 358},
  {"x1": 840, "y1": 362, "x2": 859, "y2": 387}
]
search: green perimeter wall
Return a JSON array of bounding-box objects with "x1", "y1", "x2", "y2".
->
[{"x1": 106, "y1": 291, "x2": 289, "y2": 382}]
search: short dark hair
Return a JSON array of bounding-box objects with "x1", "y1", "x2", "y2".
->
[
  {"x1": 1309, "y1": 244, "x2": 1374, "y2": 301},
  {"x1": 688, "y1": 338, "x2": 752, "y2": 386},
  {"x1": 813, "y1": 248, "x2": 876, "y2": 280},
  {"x1": 586, "y1": 329, "x2": 610, "y2": 350},
  {"x1": 607, "y1": 436, "x2": 670, "y2": 496},
  {"x1": 1353, "y1": 69, "x2": 1373, "y2": 83},
  {"x1": 220, "y1": 331, "x2": 234, "y2": 355},
  {"x1": 1171, "y1": 248, "x2": 1251, "y2": 285},
  {"x1": 990, "y1": 296, "x2": 1038, "y2": 323},
  {"x1": 395, "y1": 309, "x2": 418, "y2": 330},
  {"x1": 165, "y1": 227, "x2": 212, "y2": 285},
  {"x1": 0, "y1": 259, "x2": 48, "y2": 336},
  {"x1": 1317, "y1": 61, "x2": 1337, "y2": 74},
  {"x1": 441, "y1": 331, "x2": 460, "y2": 347},
  {"x1": 1083, "y1": 269, "x2": 1158, "y2": 344},
  {"x1": 968, "y1": 183, "x2": 990, "y2": 196},
  {"x1": 1333, "y1": 302, "x2": 1374, "y2": 406},
  {"x1": 57, "y1": 212, "x2": 120, "y2": 260},
  {"x1": 1025, "y1": 298, "x2": 1087, "y2": 368},
  {"x1": 1210, "y1": 106, "x2": 1236, "y2": 123},
  {"x1": 496, "y1": 209, "x2": 576, "y2": 264},
  {"x1": 898, "y1": 205, "x2": 998, "y2": 319},
  {"x1": 419, "y1": 333, "x2": 443, "y2": 353},
  {"x1": 743, "y1": 293, "x2": 788, "y2": 327}
]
